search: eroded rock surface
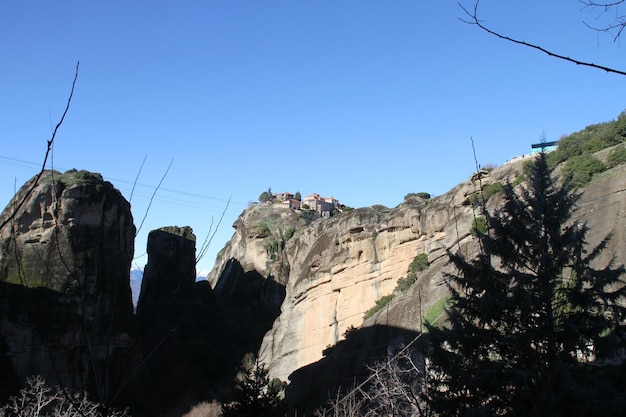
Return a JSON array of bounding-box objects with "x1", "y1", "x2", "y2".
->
[
  {"x1": 209, "y1": 157, "x2": 626, "y2": 386},
  {"x1": 0, "y1": 169, "x2": 137, "y2": 405}
]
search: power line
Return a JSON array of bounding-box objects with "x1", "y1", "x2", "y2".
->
[{"x1": 0, "y1": 154, "x2": 247, "y2": 209}]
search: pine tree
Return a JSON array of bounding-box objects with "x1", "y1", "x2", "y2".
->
[
  {"x1": 221, "y1": 356, "x2": 285, "y2": 417},
  {"x1": 425, "y1": 152, "x2": 626, "y2": 417}
]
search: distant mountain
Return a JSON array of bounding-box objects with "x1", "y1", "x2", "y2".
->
[
  {"x1": 130, "y1": 269, "x2": 143, "y2": 306},
  {"x1": 129, "y1": 268, "x2": 206, "y2": 307}
]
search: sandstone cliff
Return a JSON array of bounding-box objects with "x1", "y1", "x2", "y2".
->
[
  {"x1": 209, "y1": 155, "x2": 626, "y2": 386},
  {"x1": 1, "y1": 152, "x2": 623, "y2": 415},
  {"x1": 0, "y1": 169, "x2": 138, "y2": 406}
]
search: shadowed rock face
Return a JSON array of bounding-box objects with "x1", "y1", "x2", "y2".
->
[
  {"x1": 136, "y1": 226, "x2": 197, "y2": 336},
  {"x1": 135, "y1": 227, "x2": 286, "y2": 415},
  {"x1": 135, "y1": 226, "x2": 201, "y2": 413},
  {"x1": 0, "y1": 169, "x2": 138, "y2": 406}
]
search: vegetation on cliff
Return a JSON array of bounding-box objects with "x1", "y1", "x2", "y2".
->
[
  {"x1": 425, "y1": 152, "x2": 626, "y2": 416},
  {"x1": 321, "y1": 149, "x2": 626, "y2": 417},
  {"x1": 364, "y1": 252, "x2": 430, "y2": 319},
  {"x1": 545, "y1": 112, "x2": 626, "y2": 186},
  {"x1": 404, "y1": 192, "x2": 431, "y2": 201},
  {"x1": 4, "y1": 110, "x2": 626, "y2": 417},
  {"x1": 463, "y1": 181, "x2": 504, "y2": 207}
]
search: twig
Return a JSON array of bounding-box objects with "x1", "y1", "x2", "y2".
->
[
  {"x1": 129, "y1": 154, "x2": 148, "y2": 204},
  {"x1": 580, "y1": 1, "x2": 626, "y2": 42},
  {"x1": 135, "y1": 158, "x2": 173, "y2": 236},
  {"x1": 0, "y1": 61, "x2": 80, "y2": 232},
  {"x1": 459, "y1": 1, "x2": 626, "y2": 76},
  {"x1": 196, "y1": 197, "x2": 231, "y2": 265}
]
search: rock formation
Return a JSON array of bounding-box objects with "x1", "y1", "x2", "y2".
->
[
  {"x1": 209, "y1": 154, "x2": 626, "y2": 398},
  {"x1": 0, "y1": 169, "x2": 138, "y2": 407},
  {"x1": 136, "y1": 225, "x2": 197, "y2": 337},
  {"x1": 1, "y1": 149, "x2": 624, "y2": 416},
  {"x1": 207, "y1": 168, "x2": 505, "y2": 382},
  {"x1": 135, "y1": 226, "x2": 286, "y2": 415},
  {"x1": 135, "y1": 226, "x2": 204, "y2": 413}
]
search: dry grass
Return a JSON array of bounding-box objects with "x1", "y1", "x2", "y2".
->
[{"x1": 181, "y1": 401, "x2": 222, "y2": 417}]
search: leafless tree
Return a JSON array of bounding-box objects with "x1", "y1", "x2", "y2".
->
[
  {"x1": 362, "y1": 349, "x2": 430, "y2": 417},
  {"x1": 459, "y1": 0, "x2": 626, "y2": 76},
  {"x1": 315, "y1": 348, "x2": 432, "y2": 417},
  {"x1": 0, "y1": 376, "x2": 60, "y2": 417},
  {"x1": 0, "y1": 376, "x2": 128, "y2": 417}
]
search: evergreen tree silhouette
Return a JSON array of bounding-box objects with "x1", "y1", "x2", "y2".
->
[
  {"x1": 425, "y1": 152, "x2": 626, "y2": 417},
  {"x1": 221, "y1": 356, "x2": 284, "y2": 417}
]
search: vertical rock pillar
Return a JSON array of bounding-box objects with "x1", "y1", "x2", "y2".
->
[{"x1": 0, "y1": 169, "x2": 138, "y2": 405}]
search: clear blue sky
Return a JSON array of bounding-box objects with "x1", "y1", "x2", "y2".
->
[{"x1": 1, "y1": 1, "x2": 625, "y2": 275}]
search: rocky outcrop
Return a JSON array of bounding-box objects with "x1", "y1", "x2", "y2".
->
[
  {"x1": 271, "y1": 184, "x2": 497, "y2": 381},
  {"x1": 136, "y1": 226, "x2": 197, "y2": 336},
  {"x1": 208, "y1": 165, "x2": 514, "y2": 381},
  {"x1": 0, "y1": 169, "x2": 138, "y2": 405},
  {"x1": 135, "y1": 226, "x2": 286, "y2": 415},
  {"x1": 135, "y1": 226, "x2": 207, "y2": 414},
  {"x1": 209, "y1": 155, "x2": 626, "y2": 390}
]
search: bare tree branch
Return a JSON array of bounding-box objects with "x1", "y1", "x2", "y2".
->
[
  {"x1": 0, "y1": 62, "x2": 80, "y2": 232},
  {"x1": 196, "y1": 197, "x2": 231, "y2": 265},
  {"x1": 129, "y1": 154, "x2": 148, "y2": 204},
  {"x1": 0, "y1": 376, "x2": 129, "y2": 417},
  {"x1": 580, "y1": 0, "x2": 626, "y2": 41},
  {"x1": 460, "y1": 1, "x2": 626, "y2": 76},
  {"x1": 135, "y1": 158, "x2": 173, "y2": 236}
]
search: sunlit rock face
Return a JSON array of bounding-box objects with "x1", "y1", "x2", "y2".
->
[
  {"x1": 206, "y1": 163, "x2": 512, "y2": 381},
  {"x1": 209, "y1": 157, "x2": 626, "y2": 384},
  {"x1": 0, "y1": 169, "x2": 138, "y2": 403}
]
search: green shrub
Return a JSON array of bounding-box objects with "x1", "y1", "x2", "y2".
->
[
  {"x1": 547, "y1": 135, "x2": 584, "y2": 167},
  {"x1": 252, "y1": 223, "x2": 271, "y2": 238},
  {"x1": 480, "y1": 182, "x2": 503, "y2": 202},
  {"x1": 614, "y1": 111, "x2": 626, "y2": 140},
  {"x1": 546, "y1": 113, "x2": 626, "y2": 168},
  {"x1": 470, "y1": 216, "x2": 487, "y2": 236},
  {"x1": 404, "y1": 192, "x2": 431, "y2": 200},
  {"x1": 394, "y1": 253, "x2": 430, "y2": 293},
  {"x1": 395, "y1": 275, "x2": 416, "y2": 293},
  {"x1": 266, "y1": 239, "x2": 280, "y2": 260},
  {"x1": 409, "y1": 253, "x2": 429, "y2": 275},
  {"x1": 258, "y1": 187, "x2": 273, "y2": 203},
  {"x1": 284, "y1": 227, "x2": 295, "y2": 240},
  {"x1": 583, "y1": 136, "x2": 610, "y2": 154},
  {"x1": 607, "y1": 146, "x2": 626, "y2": 168},
  {"x1": 465, "y1": 182, "x2": 503, "y2": 206},
  {"x1": 363, "y1": 294, "x2": 395, "y2": 319},
  {"x1": 561, "y1": 154, "x2": 606, "y2": 187}
]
